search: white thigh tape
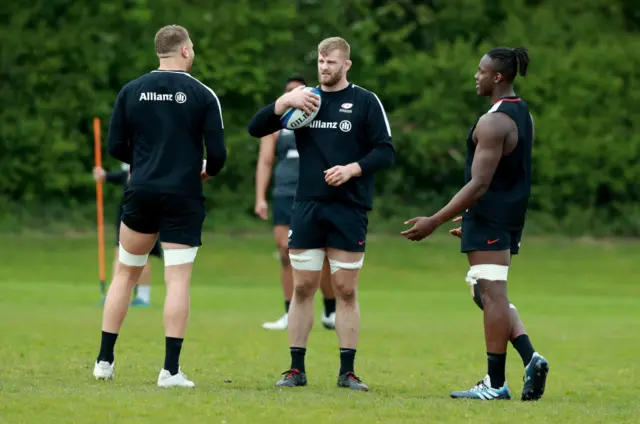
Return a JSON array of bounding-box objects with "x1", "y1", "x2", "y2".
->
[
  {"x1": 289, "y1": 249, "x2": 325, "y2": 271},
  {"x1": 328, "y1": 256, "x2": 364, "y2": 274},
  {"x1": 465, "y1": 264, "x2": 509, "y2": 286},
  {"x1": 119, "y1": 244, "x2": 149, "y2": 267},
  {"x1": 164, "y1": 247, "x2": 199, "y2": 266}
]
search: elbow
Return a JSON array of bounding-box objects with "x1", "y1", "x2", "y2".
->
[
  {"x1": 379, "y1": 144, "x2": 395, "y2": 170},
  {"x1": 386, "y1": 147, "x2": 396, "y2": 168},
  {"x1": 206, "y1": 149, "x2": 227, "y2": 177},
  {"x1": 108, "y1": 144, "x2": 128, "y2": 163},
  {"x1": 248, "y1": 121, "x2": 267, "y2": 138},
  {"x1": 248, "y1": 124, "x2": 260, "y2": 138},
  {"x1": 473, "y1": 179, "x2": 490, "y2": 198}
]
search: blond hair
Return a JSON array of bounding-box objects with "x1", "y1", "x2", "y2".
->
[
  {"x1": 318, "y1": 37, "x2": 350, "y2": 59},
  {"x1": 154, "y1": 25, "x2": 190, "y2": 57}
]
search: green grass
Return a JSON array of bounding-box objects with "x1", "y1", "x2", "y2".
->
[{"x1": 1, "y1": 233, "x2": 639, "y2": 423}]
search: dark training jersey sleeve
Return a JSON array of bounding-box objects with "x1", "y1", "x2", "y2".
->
[
  {"x1": 107, "y1": 89, "x2": 132, "y2": 164},
  {"x1": 202, "y1": 91, "x2": 226, "y2": 177},
  {"x1": 357, "y1": 92, "x2": 394, "y2": 177},
  {"x1": 248, "y1": 103, "x2": 282, "y2": 138},
  {"x1": 107, "y1": 70, "x2": 227, "y2": 196},
  {"x1": 105, "y1": 170, "x2": 129, "y2": 185}
]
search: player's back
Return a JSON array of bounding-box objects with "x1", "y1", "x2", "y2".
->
[
  {"x1": 119, "y1": 70, "x2": 221, "y2": 196},
  {"x1": 465, "y1": 97, "x2": 533, "y2": 230}
]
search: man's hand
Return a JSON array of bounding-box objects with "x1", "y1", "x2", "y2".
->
[
  {"x1": 449, "y1": 216, "x2": 462, "y2": 239},
  {"x1": 255, "y1": 199, "x2": 268, "y2": 220},
  {"x1": 401, "y1": 216, "x2": 441, "y2": 241},
  {"x1": 324, "y1": 163, "x2": 361, "y2": 187},
  {"x1": 93, "y1": 167, "x2": 106, "y2": 182},
  {"x1": 275, "y1": 85, "x2": 320, "y2": 115}
]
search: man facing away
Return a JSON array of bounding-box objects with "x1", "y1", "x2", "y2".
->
[{"x1": 92, "y1": 24, "x2": 227, "y2": 388}]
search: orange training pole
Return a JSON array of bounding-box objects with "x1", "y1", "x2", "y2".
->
[{"x1": 93, "y1": 117, "x2": 106, "y2": 295}]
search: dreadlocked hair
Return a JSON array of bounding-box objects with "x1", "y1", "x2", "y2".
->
[{"x1": 487, "y1": 46, "x2": 529, "y2": 82}]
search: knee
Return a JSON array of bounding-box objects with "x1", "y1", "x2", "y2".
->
[
  {"x1": 293, "y1": 278, "x2": 317, "y2": 299},
  {"x1": 332, "y1": 277, "x2": 357, "y2": 303},
  {"x1": 479, "y1": 281, "x2": 508, "y2": 307}
]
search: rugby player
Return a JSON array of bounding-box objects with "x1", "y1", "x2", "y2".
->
[
  {"x1": 92, "y1": 25, "x2": 226, "y2": 388},
  {"x1": 249, "y1": 37, "x2": 395, "y2": 391},
  {"x1": 402, "y1": 47, "x2": 549, "y2": 401}
]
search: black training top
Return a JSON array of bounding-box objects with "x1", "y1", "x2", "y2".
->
[
  {"x1": 464, "y1": 96, "x2": 534, "y2": 231},
  {"x1": 107, "y1": 69, "x2": 227, "y2": 196},
  {"x1": 248, "y1": 83, "x2": 394, "y2": 211}
]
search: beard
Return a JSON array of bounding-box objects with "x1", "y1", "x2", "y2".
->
[
  {"x1": 318, "y1": 66, "x2": 344, "y2": 87},
  {"x1": 186, "y1": 58, "x2": 194, "y2": 73}
]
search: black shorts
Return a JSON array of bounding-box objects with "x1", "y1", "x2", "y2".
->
[
  {"x1": 120, "y1": 186, "x2": 205, "y2": 247},
  {"x1": 288, "y1": 200, "x2": 368, "y2": 252},
  {"x1": 272, "y1": 196, "x2": 294, "y2": 227},
  {"x1": 115, "y1": 199, "x2": 163, "y2": 258},
  {"x1": 461, "y1": 217, "x2": 523, "y2": 255}
]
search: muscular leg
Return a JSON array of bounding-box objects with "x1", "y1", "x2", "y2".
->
[
  {"x1": 469, "y1": 250, "x2": 511, "y2": 389},
  {"x1": 472, "y1": 282, "x2": 533, "y2": 366},
  {"x1": 326, "y1": 248, "x2": 368, "y2": 391},
  {"x1": 287, "y1": 250, "x2": 323, "y2": 351},
  {"x1": 327, "y1": 249, "x2": 362, "y2": 351},
  {"x1": 151, "y1": 240, "x2": 199, "y2": 388},
  {"x1": 275, "y1": 248, "x2": 324, "y2": 383},
  {"x1": 97, "y1": 223, "x2": 156, "y2": 370}
]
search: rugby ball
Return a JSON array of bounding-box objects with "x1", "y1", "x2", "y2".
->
[{"x1": 280, "y1": 87, "x2": 321, "y2": 130}]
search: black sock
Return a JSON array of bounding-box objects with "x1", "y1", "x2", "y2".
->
[
  {"x1": 487, "y1": 352, "x2": 507, "y2": 388},
  {"x1": 97, "y1": 331, "x2": 118, "y2": 364},
  {"x1": 164, "y1": 337, "x2": 184, "y2": 375},
  {"x1": 285, "y1": 300, "x2": 291, "y2": 313},
  {"x1": 339, "y1": 348, "x2": 356, "y2": 375},
  {"x1": 323, "y1": 298, "x2": 336, "y2": 316},
  {"x1": 290, "y1": 347, "x2": 306, "y2": 373},
  {"x1": 511, "y1": 334, "x2": 535, "y2": 367}
]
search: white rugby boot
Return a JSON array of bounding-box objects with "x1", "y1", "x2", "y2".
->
[
  {"x1": 93, "y1": 360, "x2": 115, "y2": 380},
  {"x1": 157, "y1": 368, "x2": 195, "y2": 388},
  {"x1": 262, "y1": 313, "x2": 288, "y2": 330},
  {"x1": 322, "y1": 312, "x2": 336, "y2": 330}
]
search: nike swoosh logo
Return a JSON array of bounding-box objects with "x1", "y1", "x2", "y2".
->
[
  {"x1": 358, "y1": 241, "x2": 365, "y2": 246},
  {"x1": 487, "y1": 239, "x2": 500, "y2": 244}
]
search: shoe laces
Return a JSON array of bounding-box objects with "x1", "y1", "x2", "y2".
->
[
  {"x1": 282, "y1": 368, "x2": 300, "y2": 379},
  {"x1": 345, "y1": 371, "x2": 362, "y2": 383},
  {"x1": 471, "y1": 380, "x2": 489, "y2": 392}
]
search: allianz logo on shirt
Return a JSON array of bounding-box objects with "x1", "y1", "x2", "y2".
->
[
  {"x1": 308, "y1": 120, "x2": 352, "y2": 132},
  {"x1": 139, "y1": 92, "x2": 187, "y2": 104}
]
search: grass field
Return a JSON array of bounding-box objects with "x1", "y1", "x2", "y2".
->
[{"x1": 1, "y1": 232, "x2": 639, "y2": 423}]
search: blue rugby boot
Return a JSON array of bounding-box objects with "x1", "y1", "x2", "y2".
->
[
  {"x1": 450, "y1": 375, "x2": 511, "y2": 400},
  {"x1": 521, "y1": 352, "x2": 549, "y2": 401}
]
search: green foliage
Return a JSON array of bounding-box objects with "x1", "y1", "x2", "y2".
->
[{"x1": 1, "y1": 0, "x2": 639, "y2": 234}]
